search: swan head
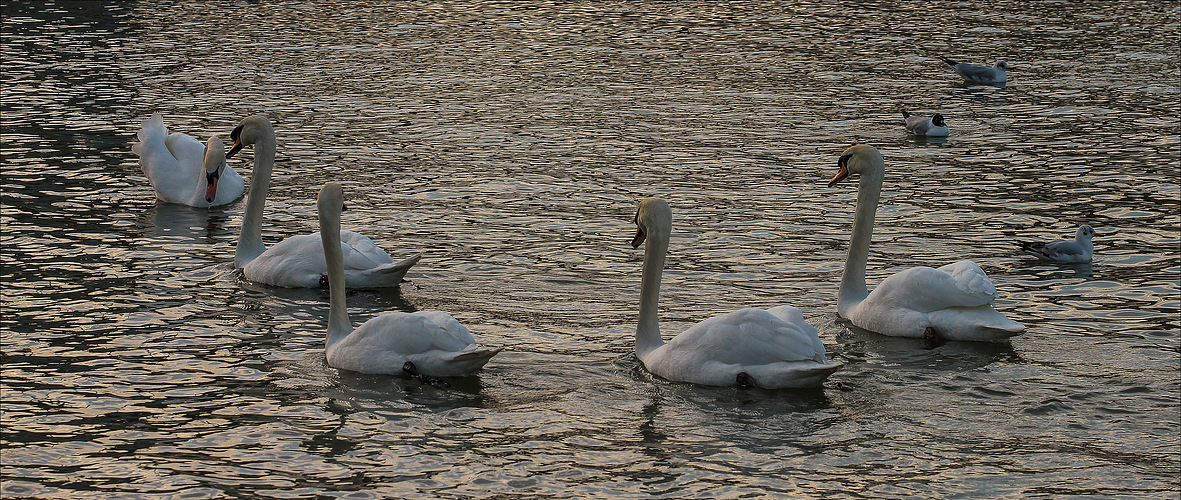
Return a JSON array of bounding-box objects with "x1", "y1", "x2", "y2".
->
[
  {"x1": 203, "y1": 136, "x2": 228, "y2": 203},
  {"x1": 226, "y1": 115, "x2": 274, "y2": 159},
  {"x1": 1076, "y1": 225, "x2": 1095, "y2": 242},
  {"x1": 931, "y1": 113, "x2": 946, "y2": 127},
  {"x1": 318, "y1": 182, "x2": 345, "y2": 222},
  {"x1": 632, "y1": 197, "x2": 671, "y2": 248},
  {"x1": 828, "y1": 144, "x2": 884, "y2": 187}
]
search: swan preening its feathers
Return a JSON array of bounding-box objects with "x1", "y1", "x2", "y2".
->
[
  {"x1": 828, "y1": 145, "x2": 1024, "y2": 342},
  {"x1": 630, "y1": 198, "x2": 842, "y2": 389},
  {"x1": 319, "y1": 182, "x2": 499, "y2": 377},
  {"x1": 226, "y1": 115, "x2": 421, "y2": 288},
  {"x1": 133, "y1": 113, "x2": 245, "y2": 207},
  {"x1": 901, "y1": 111, "x2": 950, "y2": 137},
  {"x1": 939, "y1": 56, "x2": 1009, "y2": 84},
  {"x1": 1017, "y1": 225, "x2": 1095, "y2": 263}
]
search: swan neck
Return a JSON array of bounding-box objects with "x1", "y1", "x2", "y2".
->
[
  {"x1": 320, "y1": 203, "x2": 352, "y2": 346},
  {"x1": 235, "y1": 134, "x2": 276, "y2": 268},
  {"x1": 636, "y1": 232, "x2": 668, "y2": 358},
  {"x1": 840, "y1": 170, "x2": 882, "y2": 309}
]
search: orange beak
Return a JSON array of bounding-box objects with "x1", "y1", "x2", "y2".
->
[{"x1": 828, "y1": 154, "x2": 851, "y2": 187}]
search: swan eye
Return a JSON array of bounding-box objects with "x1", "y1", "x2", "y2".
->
[
  {"x1": 206, "y1": 168, "x2": 220, "y2": 184},
  {"x1": 838, "y1": 153, "x2": 853, "y2": 168},
  {"x1": 230, "y1": 125, "x2": 243, "y2": 142}
]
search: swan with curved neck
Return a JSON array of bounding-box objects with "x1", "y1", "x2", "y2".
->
[
  {"x1": 133, "y1": 113, "x2": 245, "y2": 207},
  {"x1": 319, "y1": 182, "x2": 499, "y2": 377},
  {"x1": 828, "y1": 145, "x2": 1024, "y2": 342},
  {"x1": 226, "y1": 115, "x2": 421, "y2": 288},
  {"x1": 631, "y1": 197, "x2": 841, "y2": 389}
]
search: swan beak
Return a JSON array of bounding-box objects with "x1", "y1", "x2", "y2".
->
[
  {"x1": 631, "y1": 226, "x2": 647, "y2": 248},
  {"x1": 225, "y1": 139, "x2": 245, "y2": 159},
  {"x1": 828, "y1": 154, "x2": 851, "y2": 187},
  {"x1": 205, "y1": 168, "x2": 221, "y2": 203}
]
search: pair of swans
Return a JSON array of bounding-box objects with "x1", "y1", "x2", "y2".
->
[
  {"x1": 135, "y1": 114, "x2": 420, "y2": 288},
  {"x1": 628, "y1": 145, "x2": 1023, "y2": 389}
]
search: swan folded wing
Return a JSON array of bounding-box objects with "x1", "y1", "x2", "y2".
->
[
  {"x1": 956, "y1": 64, "x2": 1000, "y2": 83},
  {"x1": 338, "y1": 230, "x2": 395, "y2": 269},
  {"x1": 243, "y1": 233, "x2": 327, "y2": 287},
  {"x1": 872, "y1": 262, "x2": 998, "y2": 313},
  {"x1": 670, "y1": 308, "x2": 828, "y2": 365}
]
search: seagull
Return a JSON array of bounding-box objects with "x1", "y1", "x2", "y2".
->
[
  {"x1": 939, "y1": 56, "x2": 1009, "y2": 84},
  {"x1": 902, "y1": 111, "x2": 950, "y2": 137},
  {"x1": 1017, "y1": 225, "x2": 1095, "y2": 263}
]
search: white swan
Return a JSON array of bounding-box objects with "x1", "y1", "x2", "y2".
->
[
  {"x1": 133, "y1": 113, "x2": 245, "y2": 207},
  {"x1": 902, "y1": 111, "x2": 950, "y2": 137},
  {"x1": 630, "y1": 197, "x2": 842, "y2": 389},
  {"x1": 939, "y1": 56, "x2": 1008, "y2": 84},
  {"x1": 1017, "y1": 225, "x2": 1095, "y2": 263},
  {"x1": 828, "y1": 145, "x2": 1024, "y2": 342},
  {"x1": 227, "y1": 115, "x2": 421, "y2": 288},
  {"x1": 319, "y1": 182, "x2": 499, "y2": 377}
]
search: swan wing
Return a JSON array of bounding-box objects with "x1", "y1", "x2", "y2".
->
[
  {"x1": 668, "y1": 308, "x2": 828, "y2": 365},
  {"x1": 339, "y1": 230, "x2": 395, "y2": 268},
  {"x1": 870, "y1": 261, "x2": 998, "y2": 312},
  {"x1": 133, "y1": 114, "x2": 190, "y2": 202},
  {"x1": 329, "y1": 311, "x2": 496, "y2": 376}
]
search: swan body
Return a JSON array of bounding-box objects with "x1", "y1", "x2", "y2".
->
[
  {"x1": 319, "y1": 182, "x2": 498, "y2": 377},
  {"x1": 630, "y1": 198, "x2": 841, "y2": 389},
  {"x1": 828, "y1": 145, "x2": 1024, "y2": 341},
  {"x1": 227, "y1": 115, "x2": 420, "y2": 288},
  {"x1": 939, "y1": 56, "x2": 1008, "y2": 84},
  {"x1": 902, "y1": 111, "x2": 950, "y2": 137},
  {"x1": 1017, "y1": 225, "x2": 1095, "y2": 263},
  {"x1": 133, "y1": 113, "x2": 245, "y2": 206}
]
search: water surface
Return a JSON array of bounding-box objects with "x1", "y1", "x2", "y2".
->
[{"x1": 2, "y1": 1, "x2": 1179, "y2": 498}]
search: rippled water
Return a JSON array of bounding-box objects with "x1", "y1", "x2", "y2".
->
[{"x1": 3, "y1": 1, "x2": 1179, "y2": 498}]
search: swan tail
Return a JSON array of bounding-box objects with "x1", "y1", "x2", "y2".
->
[
  {"x1": 749, "y1": 361, "x2": 843, "y2": 389},
  {"x1": 444, "y1": 347, "x2": 501, "y2": 374},
  {"x1": 901, "y1": 110, "x2": 911, "y2": 118},
  {"x1": 939, "y1": 56, "x2": 958, "y2": 67},
  {"x1": 351, "y1": 253, "x2": 422, "y2": 287}
]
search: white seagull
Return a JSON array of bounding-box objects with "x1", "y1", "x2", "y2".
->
[
  {"x1": 1017, "y1": 225, "x2": 1095, "y2": 263},
  {"x1": 939, "y1": 56, "x2": 1008, "y2": 84}
]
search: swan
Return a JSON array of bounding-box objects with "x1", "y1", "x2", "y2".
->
[
  {"x1": 1017, "y1": 225, "x2": 1095, "y2": 263},
  {"x1": 318, "y1": 182, "x2": 499, "y2": 377},
  {"x1": 901, "y1": 111, "x2": 950, "y2": 137},
  {"x1": 629, "y1": 197, "x2": 842, "y2": 389},
  {"x1": 132, "y1": 113, "x2": 245, "y2": 207},
  {"x1": 938, "y1": 56, "x2": 1008, "y2": 84},
  {"x1": 827, "y1": 145, "x2": 1024, "y2": 342},
  {"x1": 227, "y1": 115, "x2": 421, "y2": 288}
]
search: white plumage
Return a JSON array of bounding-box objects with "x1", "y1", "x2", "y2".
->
[
  {"x1": 629, "y1": 197, "x2": 842, "y2": 389},
  {"x1": 226, "y1": 115, "x2": 420, "y2": 288},
  {"x1": 132, "y1": 113, "x2": 245, "y2": 207},
  {"x1": 1017, "y1": 225, "x2": 1095, "y2": 263},
  {"x1": 828, "y1": 145, "x2": 1024, "y2": 342},
  {"x1": 318, "y1": 182, "x2": 498, "y2": 377}
]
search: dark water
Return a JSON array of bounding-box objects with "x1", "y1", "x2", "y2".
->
[{"x1": 2, "y1": 1, "x2": 1178, "y2": 498}]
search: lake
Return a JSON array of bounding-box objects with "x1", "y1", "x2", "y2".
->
[{"x1": 2, "y1": 1, "x2": 1178, "y2": 498}]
